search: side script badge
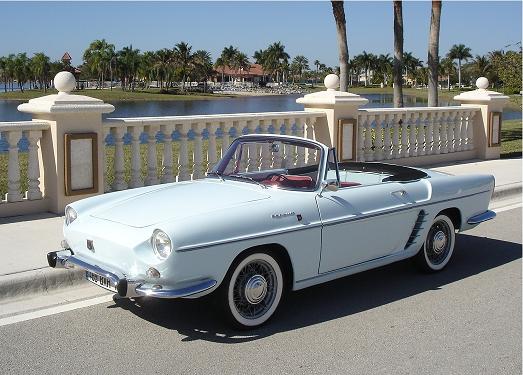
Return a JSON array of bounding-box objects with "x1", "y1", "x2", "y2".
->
[{"x1": 87, "y1": 239, "x2": 95, "y2": 252}]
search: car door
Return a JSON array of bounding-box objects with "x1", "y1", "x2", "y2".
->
[
  {"x1": 315, "y1": 149, "x2": 427, "y2": 274},
  {"x1": 316, "y1": 181, "x2": 422, "y2": 273}
]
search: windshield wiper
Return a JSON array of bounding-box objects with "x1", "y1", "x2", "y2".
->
[
  {"x1": 227, "y1": 174, "x2": 267, "y2": 189},
  {"x1": 206, "y1": 171, "x2": 224, "y2": 181}
]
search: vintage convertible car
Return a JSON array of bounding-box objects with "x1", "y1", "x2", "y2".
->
[{"x1": 47, "y1": 134, "x2": 496, "y2": 328}]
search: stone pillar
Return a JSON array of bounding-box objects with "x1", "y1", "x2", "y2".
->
[
  {"x1": 453, "y1": 77, "x2": 509, "y2": 160},
  {"x1": 296, "y1": 74, "x2": 368, "y2": 158},
  {"x1": 18, "y1": 72, "x2": 114, "y2": 214}
]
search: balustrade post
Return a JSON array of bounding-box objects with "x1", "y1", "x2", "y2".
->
[
  {"x1": 409, "y1": 113, "x2": 418, "y2": 157},
  {"x1": 401, "y1": 114, "x2": 409, "y2": 158},
  {"x1": 207, "y1": 122, "x2": 219, "y2": 172},
  {"x1": 111, "y1": 126, "x2": 127, "y2": 191},
  {"x1": 374, "y1": 114, "x2": 384, "y2": 161},
  {"x1": 178, "y1": 123, "x2": 190, "y2": 181},
  {"x1": 161, "y1": 124, "x2": 174, "y2": 183},
  {"x1": 145, "y1": 125, "x2": 160, "y2": 185},
  {"x1": 426, "y1": 112, "x2": 435, "y2": 155},
  {"x1": 297, "y1": 74, "x2": 368, "y2": 160},
  {"x1": 17, "y1": 72, "x2": 114, "y2": 213},
  {"x1": 26, "y1": 130, "x2": 43, "y2": 200},
  {"x1": 192, "y1": 123, "x2": 205, "y2": 179},
  {"x1": 454, "y1": 77, "x2": 509, "y2": 160},
  {"x1": 383, "y1": 114, "x2": 392, "y2": 160},
  {"x1": 259, "y1": 120, "x2": 272, "y2": 169},
  {"x1": 392, "y1": 114, "x2": 400, "y2": 159},
  {"x1": 129, "y1": 125, "x2": 144, "y2": 188},
  {"x1": 417, "y1": 112, "x2": 427, "y2": 156},
  {"x1": 5, "y1": 130, "x2": 23, "y2": 202}
]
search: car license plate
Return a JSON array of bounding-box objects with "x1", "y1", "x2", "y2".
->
[{"x1": 86, "y1": 271, "x2": 116, "y2": 292}]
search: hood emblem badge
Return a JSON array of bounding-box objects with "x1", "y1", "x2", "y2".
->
[{"x1": 87, "y1": 240, "x2": 95, "y2": 252}]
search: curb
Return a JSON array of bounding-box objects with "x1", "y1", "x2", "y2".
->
[
  {"x1": 492, "y1": 183, "x2": 522, "y2": 202},
  {"x1": 0, "y1": 267, "x2": 86, "y2": 301},
  {"x1": 0, "y1": 182, "x2": 520, "y2": 302}
]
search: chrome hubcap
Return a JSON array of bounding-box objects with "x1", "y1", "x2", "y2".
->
[
  {"x1": 244, "y1": 275, "x2": 268, "y2": 304},
  {"x1": 432, "y1": 230, "x2": 447, "y2": 254}
]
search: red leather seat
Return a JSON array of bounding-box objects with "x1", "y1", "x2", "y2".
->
[
  {"x1": 340, "y1": 181, "x2": 361, "y2": 188},
  {"x1": 263, "y1": 175, "x2": 314, "y2": 189}
]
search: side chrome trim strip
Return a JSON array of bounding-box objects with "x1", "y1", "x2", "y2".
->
[
  {"x1": 467, "y1": 210, "x2": 496, "y2": 225},
  {"x1": 177, "y1": 189, "x2": 491, "y2": 252}
]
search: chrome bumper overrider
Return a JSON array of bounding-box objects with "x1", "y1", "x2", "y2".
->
[
  {"x1": 467, "y1": 210, "x2": 496, "y2": 225},
  {"x1": 47, "y1": 250, "x2": 217, "y2": 299}
]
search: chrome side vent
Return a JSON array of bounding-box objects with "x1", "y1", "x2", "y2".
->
[{"x1": 405, "y1": 210, "x2": 428, "y2": 249}]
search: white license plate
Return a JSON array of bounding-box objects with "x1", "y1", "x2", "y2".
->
[{"x1": 86, "y1": 271, "x2": 116, "y2": 292}]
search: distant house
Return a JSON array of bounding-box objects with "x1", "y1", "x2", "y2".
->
[
  {"x1": 213, "y1": 64, "x2": 268, "y2": 85},
  {"x1": 61, "y1": 52, "x2": 72, "y2": 66},
  {"x1": 61, "y1": 52, "x2": 82, "y2": 86}
]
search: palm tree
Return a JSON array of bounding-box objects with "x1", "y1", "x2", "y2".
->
[
  {"x1": 291, "y1": 55, "x2": 309, "y2": 83},
  {"x1": 331, "y1": 0, "x2": 349, "y2": 91},
  {"x1": 30, "y1": 52, "x2": 50, "y2": 92},
  {"x1": 0, "y1": 57, "x2": 8, "y2": 93},
  {"x1": 427, "y1": 0, "x2": 442, "y2": 106},
  {"x1": 393, "y1": 0, "x2": 404, "y2": 107},
  {"x1": 173, "y1": 42, "x2": 194, "y2": 92},
  {"x1": 447, "y1": 43, "x2": 472, "y2": 89},
  {"x1": 375, "y1": 54, "x2": 393, "y2": 85},
  {"x1": 193, "y1": 50, "x2": 213, "y2": 92},
  {"x1": 439, "y1": 57, "x2": 455, "y2": 90},
  {"x1": 117, "y1": 45, "x2": 141, "y2": 91},
  {"x1": 220, "y1": 45, "x2": 239, "y2": 82},
  {"x1": 265, "y1": 42, "x2": 289, "y2": 83},
  {"x1": 471, "y1": 55, "x2": 491, "y2": 78},
  {"x1": 403, "y1": 52, "x2": 423, "y2": 86},
  {"x1": 82, "y1": 39, "x2": 114, "y2": 89},
  {"x1": 14, "y1": 53, "x2": 29, "y2": 92},
  {"x1": 359, "y1": 51, "x2": 376, "y2": 86}
]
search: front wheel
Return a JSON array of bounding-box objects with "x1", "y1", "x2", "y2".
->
[
  {"x1": 219, "y1": 252, "x2": 284, "y2": 329},
  {"x1": 415, "y1": 214, "x2": 456, "y2": 272}
]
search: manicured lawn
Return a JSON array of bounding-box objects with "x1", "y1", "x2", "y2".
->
[
  {"x1": 500, "y1": 119, "x2": 522, "y2": 157},
  {"x1": 0, "y1": 88, "x2": 236, "y2": 102}
]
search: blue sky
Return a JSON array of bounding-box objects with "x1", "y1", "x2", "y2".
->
[{"x1": 0, "y1": 1, "x2": 521, "y2": 67}]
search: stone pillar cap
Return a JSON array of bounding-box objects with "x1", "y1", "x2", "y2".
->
[
  {"x1": 296, "y1": 74, "x2": 369, "y2": 106},
  {"x1": 18, "y1": 72, "x2": 115, "y2": 114},
  {"x1": 453, "y1": 77, "x2": 510, "y2": 103}
]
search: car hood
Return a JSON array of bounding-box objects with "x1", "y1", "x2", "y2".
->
[{"x1": 90, "y1": 179, "x2": 271, "y2": 228}]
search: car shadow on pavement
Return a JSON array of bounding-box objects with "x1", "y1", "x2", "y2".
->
[{"x1": 110, "y1": 233, "x2": 521, "y2": 343}]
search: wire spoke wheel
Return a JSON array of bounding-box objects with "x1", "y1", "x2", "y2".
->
[
  {"x1": 416, "y1": 214, "x2": 456, "y2": 272},
  {"x1": 225, "y1": 252, "x2": 284, "y2": 328}
]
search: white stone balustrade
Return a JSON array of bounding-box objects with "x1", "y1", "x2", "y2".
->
[
  {"x1": 357, "y1": 107, "x2": 479, "y2": 164},
  {"x1": 101, "y1": 111, "x2": 325, "y2": 191},
  {"x1": 0, "y1": 121, "x2": 49, "y2": 209}
]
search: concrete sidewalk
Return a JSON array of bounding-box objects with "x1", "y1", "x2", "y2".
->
[{"x1": 0, "y1": 157, "x2": 521, "y2": 300}]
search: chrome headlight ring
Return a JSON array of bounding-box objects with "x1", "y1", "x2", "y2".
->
[
  {"x1": 151, "y1": 229, "x2": 172, "y2": 260},
  {"x1": 65, "y1": 206, "x2": 78, "y2": 226}
]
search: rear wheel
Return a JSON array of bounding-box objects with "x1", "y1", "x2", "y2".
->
[
  {"x1": 415, "y1": 214, "x2": 456, "y2": 272},
  {"x1": 219, "y1": 252, "x2": 284, "y2": 329}
]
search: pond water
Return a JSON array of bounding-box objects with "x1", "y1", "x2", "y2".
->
[{"x1": 0, "y1": 93, "x2": 520, "y2": 151}]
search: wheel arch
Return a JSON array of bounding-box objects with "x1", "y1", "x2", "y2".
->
[
  {"x1": 437, "y1": 207, "x2": 462, "y2": 231},
  {"x1": 231, "y1": 243, "x2": 294, "y2": 291}
]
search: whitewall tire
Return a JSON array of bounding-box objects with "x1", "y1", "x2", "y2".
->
[
  {"x1": 416, "y1": 214, "x2": 456, "y2": 272},
  {"x1": 220, "y1": 252, "x2": 284, "y2": 329}
]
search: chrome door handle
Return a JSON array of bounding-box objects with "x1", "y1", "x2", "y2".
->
[{"x1": 392, "y1": 190, "x2": 407, "y2": 197}]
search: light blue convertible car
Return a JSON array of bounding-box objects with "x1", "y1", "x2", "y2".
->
[{"x1": 47, "y1": 134, "x2": 496, "y2": 328}]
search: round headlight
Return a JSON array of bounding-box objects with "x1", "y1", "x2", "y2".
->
[
  {"x1": 151, "y1": 229, "x2": 172, "y2": 260},
  {"x1": 65, "y1": 206, "x2": 77, "y2": 226}
]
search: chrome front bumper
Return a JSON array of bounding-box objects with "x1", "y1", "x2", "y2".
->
[
  {"x1": 467, "y1": 210, "x2": 496, "y2": 225},
  {"x1": 47, "y1": 250, "x2": 217, "y2": 299}
]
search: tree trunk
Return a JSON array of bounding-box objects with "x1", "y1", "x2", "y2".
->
[
  {"x1": 427, "y1": 0, "x2": 442, "y2": 107},
  {"x1": 457, "y1": 59, "x2": 462, "y2": 89},
  {"x1": 331, "y1": 0, "x2": 349, "y2": 92},
  {"x1": 393, "y1": 0, "x2": 404, "y2": 108},
  {"x1": 447, "y1": 74, "x2": 450, "y2": 90}
]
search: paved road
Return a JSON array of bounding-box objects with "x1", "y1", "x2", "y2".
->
[{"x1": 0, "y1": 204, "x2": 521, "y2": 374}]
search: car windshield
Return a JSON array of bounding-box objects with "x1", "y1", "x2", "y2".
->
[{"x1": 210, "y1": 137, "x2": 323, "y2": 191}]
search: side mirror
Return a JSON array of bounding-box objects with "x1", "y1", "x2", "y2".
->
[{"x1": 321, "y1": 179, "x2": 339, "y2": 193}]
